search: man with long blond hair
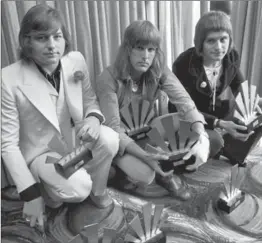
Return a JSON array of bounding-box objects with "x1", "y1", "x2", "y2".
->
[{"x1": 96, "y1": 20, "x2": 212, "y2": 201}]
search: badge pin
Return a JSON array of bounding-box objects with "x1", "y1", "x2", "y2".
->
[{"x1": 200, "y1": 81, "x2": 207, "y2": 88}]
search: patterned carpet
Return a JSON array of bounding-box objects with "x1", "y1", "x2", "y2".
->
[
  {"x1": 108, "y1": 145, "x2": 262, "y2": 243},
  {"x1": 2, "y1": 145, "x2": 262, "y2": 243}
]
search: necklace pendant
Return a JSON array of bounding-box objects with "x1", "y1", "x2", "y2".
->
[{"x1": 132, "y1": 83, "x2": 138, "y2": 92}]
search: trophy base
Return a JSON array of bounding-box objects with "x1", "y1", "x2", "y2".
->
[
  {"x1": 237, "y1": 114, "x2": 262, "y2": 134},
  {"x1": 159, "y1": 149, "x2": 189, "y2": 165},
  {"x1": 246, "y1": 114, "x2": 262, "y2": 132},
  {"x1": 217, "y1": 191, "x2": 245, "y2": 214}
]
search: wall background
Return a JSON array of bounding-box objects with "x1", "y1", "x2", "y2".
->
[{"x1": 1, "y1": 1, "x2": 261, "y2": 94}]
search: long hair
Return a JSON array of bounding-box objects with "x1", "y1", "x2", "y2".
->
[
  {"x1": 194, "y1": 11, "x2": 233, "y2": 56},
  {"x1": 18, "y1": 4, "x2": 71, "y2": 61},
  {"x1": 114, "y1": 20, "x2": 165, "y2": 83}
]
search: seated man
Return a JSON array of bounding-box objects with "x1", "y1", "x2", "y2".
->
[
  {"x1": 96, "y1": 20, "x2": 211, "y2": 201},
  {"x1": 1, "y1": 4, "x2": 119, "y2": 229},
  {"x1": 168, "y1": 11, "x2": 262, "y2": 164}
]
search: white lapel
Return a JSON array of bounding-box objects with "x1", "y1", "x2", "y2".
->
[
  {"x1": 19, "y1": 61, "x2": 61, "y2": 133},
  {"x1": 61, "y1": 55, "x2": 83, "y2": 122}
]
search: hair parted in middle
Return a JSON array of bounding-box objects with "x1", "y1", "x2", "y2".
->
[
  {"x1": 114, "y1": 20, "x2": 165, "y2": 82},
  {"x1": 194, "y1": 11, "x2": 233, "y2": 56},
  {"x1": 18, "y1": 4, "x2": 71, "y2": 61}
]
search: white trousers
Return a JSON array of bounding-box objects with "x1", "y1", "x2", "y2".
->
[{"x1": 30, "y1": 125, "x2": 119, "y2": 206}]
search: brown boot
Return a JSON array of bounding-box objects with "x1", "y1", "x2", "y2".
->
[{"x1": 156, "y1": 174, "x2": 191, "y2": 201}]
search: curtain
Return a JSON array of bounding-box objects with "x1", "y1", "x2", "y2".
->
[
  {"x1": 231, "y1": 0, "x2": 262, "y2": 95},
  {"x1": 159, "y1": 1, "x2": 209, "y2": 69}
]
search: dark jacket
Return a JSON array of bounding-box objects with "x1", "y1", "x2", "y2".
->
[{"x1": 168, "y1": 47, "x2": 245, "y2": 129}]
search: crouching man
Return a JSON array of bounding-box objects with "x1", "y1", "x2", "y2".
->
[{"x1": 1, "y1": 4, "x2": 119, "y2": 230}]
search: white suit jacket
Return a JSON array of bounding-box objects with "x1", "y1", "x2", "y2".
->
[{"x1": 1, "y1": 51, "x2": 104, "y2": 194}]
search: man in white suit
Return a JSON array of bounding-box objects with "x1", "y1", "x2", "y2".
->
[{"x1": 1, "y1": 4, "x2": 119, "y2": 229}]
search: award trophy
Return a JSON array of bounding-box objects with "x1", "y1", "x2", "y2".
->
[
  {"x1": 222, "y1": 80, "x2": 262, "y2": 165},
  {"x1": 124, "y1": 203, "x2": 164, "y2": 243},
  {"x1": 46, "y1": 136, "x2": 93, "y2": 179},
  {"x1": 217, "y1": 165, "x2": 246, "y2": 214},
  {"x1": 234, "y1": 80, "x2": 262, "y2": 132},
  {"x1": 68, "y1": 203, "x2": 164, "y2": 243},
  {"x1": 120, "y1": 98, "x2": 155, "y2": 140},
  {"x1": 145, "y1": 114, "x2": 199, "y2": 167}
]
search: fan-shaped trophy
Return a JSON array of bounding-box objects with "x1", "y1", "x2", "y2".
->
[
  {"x1": 223, "y1": 80, "x2": 262, "y2": 164},
  {"x1": 234, "y1": 80, "x2": 262, "y2": 132},
  {"x1": 145, "y1": 114, "x2": 199, "y2": 169},
  {"x1": 217, "y1": 165, "x2": 246, "y2": 213},
  {"x1": 120, "y1": 98, "x2": 156, "y2": 140}
]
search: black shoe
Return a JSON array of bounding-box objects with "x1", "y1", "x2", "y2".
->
[{"x1": 156, "y1": 175, "x2": 191, "y2": 201}]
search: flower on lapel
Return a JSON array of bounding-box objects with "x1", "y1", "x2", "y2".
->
[
  {"x1": 74, "y1": 71, "x2": 85, "y2": 83},
  {"x1": 200, "y1": 81, "x2": 207, "y2": 88}
]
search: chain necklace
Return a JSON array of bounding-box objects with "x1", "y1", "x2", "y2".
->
[{"x1": 203, "y1": 64, "x2": 222, "y2": 111}]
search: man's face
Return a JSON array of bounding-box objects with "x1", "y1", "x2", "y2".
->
[
  {"x1": 29, "y1": 28, "x2": 65, "y2": 72},
  {"x1": 202, "y1": 31, "x2": 230, "y2": 64},
  {"x1": 129, "y1": 43, "x2": 156, "y2": 77}
]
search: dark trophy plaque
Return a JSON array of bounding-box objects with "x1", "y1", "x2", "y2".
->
[{"x1": 46, "y1": 143, "x2": 93, "y2": 179}]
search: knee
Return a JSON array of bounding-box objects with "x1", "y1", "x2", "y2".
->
[
  {"x1": 115, "y1": 154, "x2": 155, "y2": 186},
  {"x1": 126, "y1": 169, "x2": 155, "y2": 186},
  {"x1": 99, "y1": 125, "x2": 119, "y2": 158},
  {"x1": 137, "y1": 168, "x2": 155, "y2": 186},
  {"x1": 128, "y1": 165, "x2": 155, "y2": 186},
  {"x1": 207, "y1": 130, "x2": 224, "y2": 158},
  {"x1": 67, "y1": 170, "x2": 93, "y2": 202}
]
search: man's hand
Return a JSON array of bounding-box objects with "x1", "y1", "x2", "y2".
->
[
  {"x1": 144, "y1": 153, "x2": 174, "y2": 177},
  {"x1": 76, "y1": 116, "x2": 101, "y2": 143},
  {"x1": 258, "y1": 96, "x2": 262, "y2": 107},
  {"x1": 255, "y1": 97, "x2": 262, "y2": 114},
  {"x1": 23, "y1": 196, "x2": 45, "y2": 231},
  {"x1": 220, "y1": 120, "x2": 253, "y2": 141},
  {"x1": 184, "y1": 133, "x2": 210, "y2": 171}
]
